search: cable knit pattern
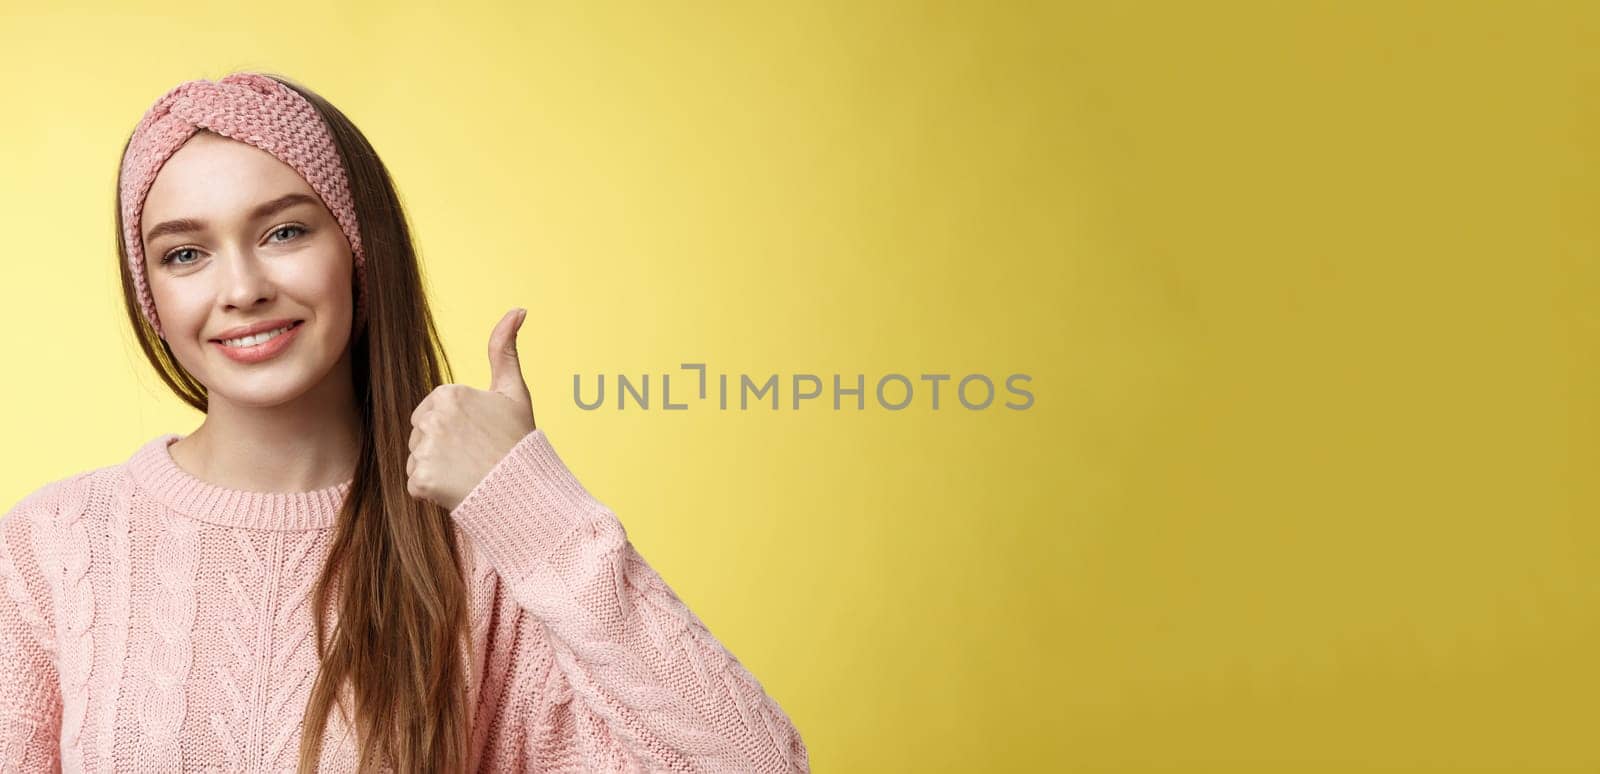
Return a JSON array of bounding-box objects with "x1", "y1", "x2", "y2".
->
[
  {"x1": 0, "y1": 429, "x2": 808, "y2": 771},
  {"x1": 0, "y1": 483, "x2": 65, "y2": 771},
  {"x1": 48, "y1": 477, "x2": 94, "y2": 772},
  {"x1": 94, "y1": 472, "x2": 136, "y2": 772},
  {"x1": 139, "y1": 494, "x2": 202, "y2": 769}
]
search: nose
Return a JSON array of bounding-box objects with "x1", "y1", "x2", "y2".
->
[{"x1": 215, "y1": 247, "x2": 277, "y2": 314}]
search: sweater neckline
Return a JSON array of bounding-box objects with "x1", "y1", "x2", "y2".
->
[{"x1": 127, "y1": 433, "x2": 354, "y2": 531}]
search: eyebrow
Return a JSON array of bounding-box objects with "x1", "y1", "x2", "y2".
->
[{"x1": 142, "y1": 192, "x2": 322, "y2": 245}]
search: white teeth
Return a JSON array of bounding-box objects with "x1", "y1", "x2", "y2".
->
[{"x1": 220, "y1": 324, "x2": 293, "y2": 348}]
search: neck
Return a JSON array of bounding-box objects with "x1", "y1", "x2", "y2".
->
[{"x1": 173, "y1": 363, "x2": 363, "y2": 494}]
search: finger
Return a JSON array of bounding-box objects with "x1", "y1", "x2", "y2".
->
[{"x1": 487, "y1": 307, "x2": 531, "y2": 402}]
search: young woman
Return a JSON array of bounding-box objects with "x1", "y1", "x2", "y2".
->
[{"x1": 0, "y1": 71, "x2": 809, "y2": 773}]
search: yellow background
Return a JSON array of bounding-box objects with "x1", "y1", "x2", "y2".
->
[{"x1": 2, "y1": 2, "x2": 1595, "y2": 771}]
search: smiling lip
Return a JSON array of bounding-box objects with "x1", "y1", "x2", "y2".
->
[
  {"x1": 212, "y1": 320, "x2": 305, "y2": 364},
  {"x1": 210, "y1": 318, "x2": 302, "y2": 341}
]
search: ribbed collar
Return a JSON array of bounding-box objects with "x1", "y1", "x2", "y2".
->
[{"x1": 126, "y1": 433, "x2": 354, "y2": 531}]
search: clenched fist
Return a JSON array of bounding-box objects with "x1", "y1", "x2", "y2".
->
[{"x1": 407, "y1": 308, "x2": 539, "y2": 512}]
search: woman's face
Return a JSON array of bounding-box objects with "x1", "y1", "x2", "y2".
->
[{"x1": 140, "y1": 130, "x2": 355, "y2": 408}]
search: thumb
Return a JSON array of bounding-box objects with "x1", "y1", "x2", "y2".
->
[{"x1": 488, "y1": 308, "x2": 531, "y2": 402}]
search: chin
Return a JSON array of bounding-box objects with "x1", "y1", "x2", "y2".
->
[
  {"x1": 208, "y1": 358, "x2": 329, "y2": 401},
  {"x1": 213, "y1": 380, "x2": 317, "y2": 409}
]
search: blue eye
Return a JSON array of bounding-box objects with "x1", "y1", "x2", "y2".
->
[
  {"x1": 269, "y1": 224, "x2": 308, "y2": 242},
  {"x1": 160, "y1": 248, "x2": 198, "y2": 266}
]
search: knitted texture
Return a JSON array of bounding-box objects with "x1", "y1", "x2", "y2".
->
[
  {"x1": 119, "y1": 72, "x2": 369, "y2": 340},
  {"x1": 0, "y1": 429, "x2": 808, "y2": 772}
]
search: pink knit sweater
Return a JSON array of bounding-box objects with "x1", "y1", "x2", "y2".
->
[{"x1": 0, "y1": 429, "x2": 808, "y2": 772}]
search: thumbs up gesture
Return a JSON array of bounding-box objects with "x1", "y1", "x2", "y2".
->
[{"x1": 407, "y1": 308, "x2": 539, "y2": 512}]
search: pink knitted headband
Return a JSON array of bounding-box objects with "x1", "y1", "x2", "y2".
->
[{"x1": 119, "y1": 72, "x2": 368, "y2": 339}]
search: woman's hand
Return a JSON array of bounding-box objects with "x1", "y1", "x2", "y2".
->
[{"x1": 407, "y1": 308, "x2": 538, "y2": 512}]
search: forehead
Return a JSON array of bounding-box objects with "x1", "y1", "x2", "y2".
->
[{"x1": 143, "y1": 131, "x2": 315, "y2": 221}]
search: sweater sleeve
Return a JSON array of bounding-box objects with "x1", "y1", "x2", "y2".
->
[
  {"x1": 449, "y1": 429, "x2": 809, "y2": 773},
  {"x1": 0, "y1": 488, "x2": 64, "y2": 771}
]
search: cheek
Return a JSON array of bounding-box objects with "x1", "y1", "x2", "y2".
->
[
  {"x1": 284, "y1": 248, "x2": 356, "y2": 338},
  {"x1": 300, "y1": 250, "x2": 354, "y2": 310},
  {"x1": 147, "y1": 274, "x2": 210, "y2": 334}
]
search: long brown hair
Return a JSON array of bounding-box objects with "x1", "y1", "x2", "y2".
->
[{"x1": 113, "y1": 73, "x2": 472, "y2": 773}]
